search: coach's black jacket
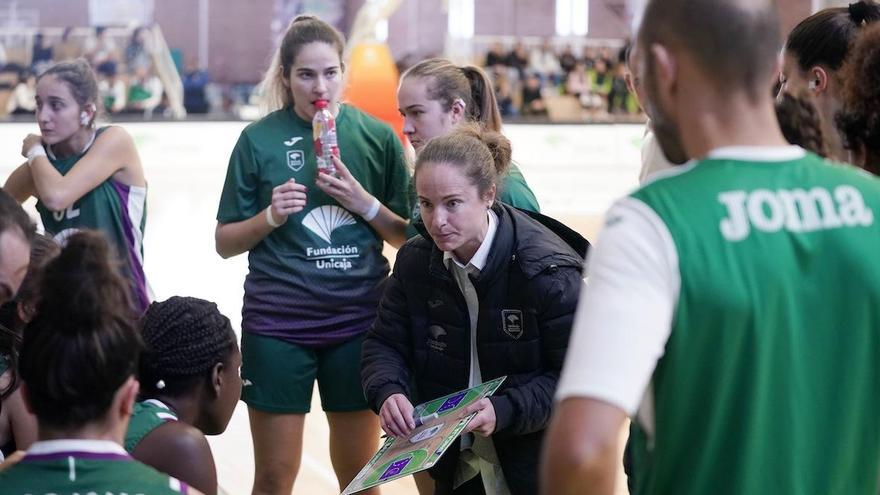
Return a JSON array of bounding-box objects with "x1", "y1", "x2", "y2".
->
[{"x1": 362, "y1": 202, "x2": 586, "y2": 494}]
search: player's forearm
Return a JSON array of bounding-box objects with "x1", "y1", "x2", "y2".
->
[
  {"x1": 540, "y1": 431, "x2": 618, "y2": 495},
  {"x1": 215, "y1": 210, "x2": 276, "y2": 258},
  {"x1": 540, "y1": 399, "x2": 624, "y2": 495},
  {"x1": 3, "y1": 163, "x2": 36, "y2": 203},
  {"x1": 366, "y1": 205, "x2": 408, "y2": 249}
]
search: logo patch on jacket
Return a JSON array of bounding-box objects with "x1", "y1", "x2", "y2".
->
[
  {"x1": 428, "y1": 325, "x2": 447, "y2": 352},
  {"x1": 502, "y1": 310, "x2": 523, "y2": 339}
]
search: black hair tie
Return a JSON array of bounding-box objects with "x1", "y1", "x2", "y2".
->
[{"x1": 849, "y1": 1, "x2": 869, "y2": 24}]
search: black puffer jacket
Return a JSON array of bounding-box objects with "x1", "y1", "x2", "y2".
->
[{"x1": 362, "y1": 203, "x2": 586, "y2": 494}]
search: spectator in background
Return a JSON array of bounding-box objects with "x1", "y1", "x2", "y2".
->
[
  {"x1": 588, "y1": 59, "x2": 612, "y2": 112},
  {"x1": 565, "y1": 61, "x2": 589, "y2": 99},
  {"x1": 507, "y1": 41, "x2": 530, "y2": 80},
  {"x1": 492, "y1": 66, "x2": 516, "y2": 117},
  {"x1": 581, "y1": 46, "x2": 599, "y2": 69},
  {"x1": 124, "y1": 27, "x2": 153, "y2": 74},
  {"x1": 125, "y1": 66, "x2": 163, "y2": 116},
  {"x1": 521, "y1": 72, "x2": 547, "y2": 116},
  {"x1": 183, "y1": 59, "x2": 210, "y2": 114},
  {"x1": 529, "y1": 39, "x2": 561, "y2": 86},
  {"x1": 486, "y1": 42, "x2": 507, "y2": 68},
  {"x1": 97, "y1": 65, "x2": 127, "y2": 114},
  {"x1": 30, "y1": 34, "x2": 53, "y2": 75},
  {"x1": 85, "y1": 26, "x2": 119, "y2": 75},
  {"x1": 598, "y1": 46, "x2": 615, "y2": 68},
  {"x1": 53, "y1": 27, "x2": 81, "y2": 62},
  {"x1": 6, "y1": 71, "x2": 36, "y2": 116},
  {"x1": 558, "y1": 44, "x2": 577, "y2": 75},
  {"x1": 607, "y1": 62, "x2": 630, "y2": 114}
]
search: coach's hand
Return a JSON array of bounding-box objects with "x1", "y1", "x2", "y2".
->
[
  {"x1": 380, "y1": 393, "x2": 415, "y2": 438},
  {"x1": 463, "y1": 398, "x2": 496, "y2": 437}
]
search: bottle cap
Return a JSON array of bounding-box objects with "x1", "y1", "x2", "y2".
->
[{"x1": 314, "y1": 99, "x2": 329, "y2": 109}]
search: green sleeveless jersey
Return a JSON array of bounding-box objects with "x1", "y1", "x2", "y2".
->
[
  {"x1": 124, "y1": 399, "x2": 178, "y2": 453},
  {"x1": 0, "y1": 440, "x2": 188, "y2": 494},
  {"x1": 557, "y1": 148, "x2": 880, "y2": 495},
  {"x1": 629, "y1": 151, "x2": 880, "y2": 495},
  {"x1": 36, "y1": 127, "x2": 149, "y2": 312}
]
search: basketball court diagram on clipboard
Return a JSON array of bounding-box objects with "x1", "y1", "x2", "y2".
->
[{"x1": 342, "y1": 377, "x2": 506, "y2": 495}]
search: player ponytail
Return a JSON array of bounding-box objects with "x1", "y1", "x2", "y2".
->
[{"x1": 19, "y1": 230, "x2": 141, "y2": 429}]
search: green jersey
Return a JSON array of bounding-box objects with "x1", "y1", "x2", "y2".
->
[
  {"x1": 217, "y1": 105, "x2": 410, "y2": 346},
  {"x1": 557, "y1": 148, "x2": 880, "y2": 494},
  {"x1": 124, "y1": 399, "x2": 178, "y2": 453},
  {"x1": 406, "y1": 161, "x2": 540, "y2": 238},
  {"x1": 0, "y1": 440, "x2": 188, "y2": 494},
  {"x1": 36, "y1": 127, "x2": 149, "y2": 312}
]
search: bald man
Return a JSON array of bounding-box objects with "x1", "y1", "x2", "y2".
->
[{"x1": 541, "y1": 0, "x2": 880, "y2": 494}]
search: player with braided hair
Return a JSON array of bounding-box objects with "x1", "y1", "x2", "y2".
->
[
  {"x1": 0, "y1": 230, "x2": 191, "y2": 494},
  {"x1": 125, "y1": 296, "x2": 241, "y2": 495}
]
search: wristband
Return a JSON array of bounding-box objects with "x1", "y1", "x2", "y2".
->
[
  {"x1": 361, "y1": 197, "x2": 381, "y2": 222},
  {"x1": 26, "y1": 144, "x2": 47, "y2": 165},
  {"x1": 266, "y1": 206, "x2": 283, "y2": 227}
]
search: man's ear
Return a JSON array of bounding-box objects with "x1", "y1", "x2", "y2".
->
[{"x1": 649, "y1": 43, "x2": 677, "y2": 97}]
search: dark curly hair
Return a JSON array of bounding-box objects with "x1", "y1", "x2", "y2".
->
[
  {"x1": 776, "y1": 90, "x2": 829, "y2": 158},
  {"x1": 836, "y1": 23, "x2": 880, "y2": 174},
  {"x1": 138, "y1": 296, "x2": 237, "y2": 397}
]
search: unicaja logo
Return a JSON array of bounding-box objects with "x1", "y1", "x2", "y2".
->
[{"x1": 302, "y1": 205, "x2": 356, "y2": 243}]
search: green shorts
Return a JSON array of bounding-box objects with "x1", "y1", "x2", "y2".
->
[{"x1": 240, "y1": 332, "x2": 370, "y2": 414}]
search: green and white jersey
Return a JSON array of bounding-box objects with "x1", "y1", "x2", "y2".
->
[
  {"x1": 217, "y1": 105, "x2": 410, "y2": 346},
  {"x1": 557, "y1": 147, "x2": 880, "y2": 494},
  {"x1": 36, "y1": 127, "x2": 149, "y2": 312},
  {"x1": 0, "y1": 439, "x2": 188, "y2": 494},
  {"x1": 124, "y1": 399, "x2": 178, "y2": 453}
]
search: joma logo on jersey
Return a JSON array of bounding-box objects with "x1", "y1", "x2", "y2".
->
[
  {"x1": 718, "y1": 185, "x2": 874, "y2": 241},
  {"x1": 287, "y1": 150, "x2": 305, "y2": 171}
]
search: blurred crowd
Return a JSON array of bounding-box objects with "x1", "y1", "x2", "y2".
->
[
  {"x1": 479, "y1": 39, "x2": 641, "y2": 120},
  {"x1": 0, "y1": 26, "x2": 211, "y2": 119}
]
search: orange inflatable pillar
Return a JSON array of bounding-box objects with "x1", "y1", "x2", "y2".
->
[{"x1": 343, "y1": 42, "x2": 407, "y2": 145}]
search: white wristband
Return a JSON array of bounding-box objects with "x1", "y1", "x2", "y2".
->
[
  {"x1": 265, "y1": 206, "x2": 283, "y2": 227},
  {"x1": 26, "y1": 145, "x2": 47, "y2": 165},
  {"x1": 361, "y1": 197, "x2": 381, "y2": 222}
]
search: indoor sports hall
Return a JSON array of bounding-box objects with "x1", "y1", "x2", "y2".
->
[{"x1": 0, "y1": 0, "x2": 864, "y2": 494}]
